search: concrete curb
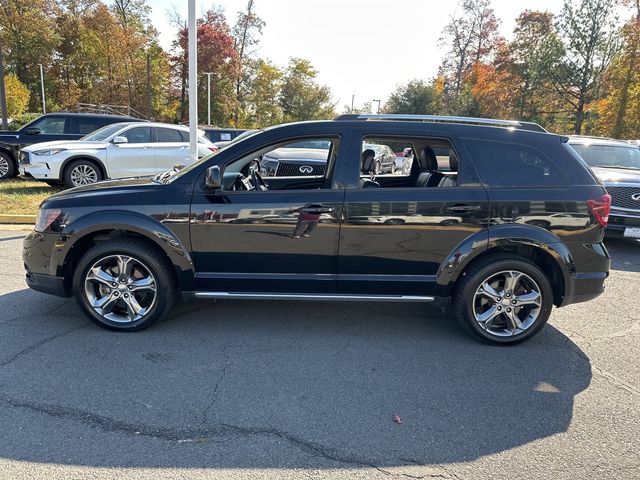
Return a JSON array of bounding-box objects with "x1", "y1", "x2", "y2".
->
[{"x1": 0, "y1": 214, "x2": 36, "y2": 224}]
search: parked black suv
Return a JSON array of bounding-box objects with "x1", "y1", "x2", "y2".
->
[
  {"x1": 0, "y1": 112, "x2": 144, "y2": 180},
  {"x1": 23, "y1": 115, "x2": 611, "y2": 344}
]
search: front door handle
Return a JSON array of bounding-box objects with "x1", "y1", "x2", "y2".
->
[{"x1": 445, "y1": 204, "x2": 481, "y2": 213}]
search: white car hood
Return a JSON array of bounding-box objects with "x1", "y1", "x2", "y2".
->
[{"x1": 22, "y1": 140, "x2": 108, "y2": 152}]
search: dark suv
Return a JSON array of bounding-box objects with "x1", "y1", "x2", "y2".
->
[
  {"x1": 22, "y1": 115, "x2": 611, "y2": 345},
  {"x1": 0, "y1": 112, "x2": 144, "y2": 180}
]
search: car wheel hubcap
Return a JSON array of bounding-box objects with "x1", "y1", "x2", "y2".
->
[
  {"x1": 84, "y1": 255, "x2": 157, "y2": 323},
  {"x1": 0, "y1": 157, "x2": 9, "y2": 177},
  {"x1": 70, "y1": 165, "x2": 98, "y2": 186},
  {"x1": 472, "y1": 270, "x2": 542, "y2": 337}
]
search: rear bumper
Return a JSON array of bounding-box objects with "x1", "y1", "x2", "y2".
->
[
  {"x1": 559, "y1": 241, "x2": 610, "y2": 307},
  {"x1": 23, "y1": 230, "x2": 71, "y2": 298}
]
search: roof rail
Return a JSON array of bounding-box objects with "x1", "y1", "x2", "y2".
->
[
  {"x1": 334, "y1": 114, "x2": 547, "y2": 133},
  {"x1": 568, "y1": 134, "x2": 625, "y2": 142}
]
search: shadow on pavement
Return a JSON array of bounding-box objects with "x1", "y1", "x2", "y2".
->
[{"x1": 0, "y1": 289, "x2": 592, "y2": 469}]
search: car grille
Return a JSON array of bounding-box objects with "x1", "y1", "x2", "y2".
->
[
  {"x1": 19, "y1": 151, "x2": 30, "y2": 165},
  {"x1": 276, "y1": 162, "x2": 326, "y2": 177},
  {"x1": 607, "y1": 185, "x2": 640, "y2": 211}
]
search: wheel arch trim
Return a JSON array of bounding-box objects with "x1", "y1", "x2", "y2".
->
[{"x1": 60, "y1": 155, "x2": 107, "y2": 180}]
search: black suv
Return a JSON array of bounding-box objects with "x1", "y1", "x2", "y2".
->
[
  {"x1": 22, "y1": 115, "x2": 611, "y2": 345},
  {"x1": 0, "y1": 112, "x2": 144, "y2": 180}
]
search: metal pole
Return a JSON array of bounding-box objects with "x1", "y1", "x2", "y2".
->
[
  {"x1": 204, "y1": 72, "x2": 213, "y2": 126},
  {"x1": 188, "y1": 0, "x2": 198, "y2": 162},
  {"x1": 38, "y1": 64, "x2": 46, "y2": 114},
  {"x1": 351, "y1": 94, "x2": 355, "y2": 113},
  {"x1": 0, "y1": 51, "x2": 8, "y2": 129},
  {"x1": 373, "y1": 99, "x2": 381, "y2": 114},
  {"x1": 146, "y1": 53, "x2": 152, "y2": 120}
]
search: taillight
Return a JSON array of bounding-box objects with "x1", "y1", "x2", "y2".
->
[{"x1": 587, "y1": 193, "x2": 611, "y2": 227}]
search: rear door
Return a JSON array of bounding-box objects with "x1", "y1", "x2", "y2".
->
[
  {"x1": 154, "y1": 127, "x2": 191, "y2": 172},
  {"x1": 338, "y1": 129, "x2": 491, "y2": 296},
  {"x1": 105, "y1": 125, "x2": 156, "y2": 178}
]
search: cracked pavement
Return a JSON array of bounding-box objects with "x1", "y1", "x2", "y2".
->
[{"x1": 0, "y1": 229, "x2": 638, "y2": 479}]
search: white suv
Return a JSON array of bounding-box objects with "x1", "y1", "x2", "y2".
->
[{"x1": 19, "y1": 122, "x2": 215, "y2": 187}]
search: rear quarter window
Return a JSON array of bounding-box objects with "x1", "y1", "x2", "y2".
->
[{"x1": 464, "y1": 139, "x2": 569, "y2": 187}]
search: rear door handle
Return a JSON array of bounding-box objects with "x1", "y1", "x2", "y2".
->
[{"x1": 445, "y1": 205, "x2": 481, "y2": 213}]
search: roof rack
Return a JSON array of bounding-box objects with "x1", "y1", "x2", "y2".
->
[
  {"x1": 568, "y1": 135, "x2": 625, "y2": 142},
  {"x1": 334, "y1": 114, "x2": 547, "y2": 133}
]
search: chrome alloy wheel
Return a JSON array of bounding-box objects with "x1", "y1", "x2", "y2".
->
[
  {"x1": 70, "y1": 164, "x2": 98, "y2": 186},
  {"x1": 0, "y1": 156, "x2": 9, "y2": 178},
  {"x1": 84, "y1": 255, "x2": 157, "y2": 323},
  {"x1": 472, "y1": 270, "x2": 542, "y2": 337}
]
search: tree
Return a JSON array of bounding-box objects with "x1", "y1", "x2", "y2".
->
[
  {"x1": 246, "y1": 59, "x2": 283, "y2": 127},
  {"x1": 232, "y1": 0, "x2": 265, "y2": 125},
  {"x1": 384, "y1": 80, "x2": 442, "y2": 114},
  {"x1": 0, "y1": 0, "x2": 60, "y2": 110},
  {"x1": 279, "y1": 58, "x2": 335, "y2": 122},
  {"x1": 4, "y1": 73, "x2": 30, "y2": 116},
  {"x1": 553, "y1": 0, "x2": 620, "y2": 134},
  {"x1": 439, "y1": 0, "x2": 502, "y2": 107}
]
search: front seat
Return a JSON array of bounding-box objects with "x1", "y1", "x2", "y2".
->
[
  {"x1": 415, "y1": 147, "x2": 444, "y2": 187},
  {"x1": 438, "y1": 153, "x2": 459, "y2": 187},
  {"x1": 359, "y1": 149, "x2": 381, "y2": 188}
]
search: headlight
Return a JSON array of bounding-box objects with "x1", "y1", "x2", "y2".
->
[
  {"x1": 33, "y1": 148, "x2": 67, "y2": 156},
  {"x1": 35, "y1": 208, "x2": 66, "y2": 232}
]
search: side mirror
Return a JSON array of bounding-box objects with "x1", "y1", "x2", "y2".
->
[
  {"x1": 205, "y1": 165, "x2": 222, "y2": 189},
  {"x1": 112, "y1": 136, "x2": 128, "y2": 144},
  {"x1": 25, "y1": 128, "x2": 41, "y2": 135}
]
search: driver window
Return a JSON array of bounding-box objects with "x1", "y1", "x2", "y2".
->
[
  {"x1": 29, "y1": 116, "x2": 66, "y2": 134},
  {"x1": 222, "y1": 137, "x2": 338, "y2": 192}
]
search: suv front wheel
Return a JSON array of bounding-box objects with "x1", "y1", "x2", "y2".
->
[
  {"x1": 73, "y1": 238, "x2": 177, "y2": 331},
  {"x1": 64, "y1": 159, "x2": 103, "y2": 187},
  {"x1": 453, "y1": 255, "x2": 553, "y2": 345}
]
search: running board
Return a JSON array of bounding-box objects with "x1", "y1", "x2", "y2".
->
[{"x1": 194, "y1": 292, "x2": 435, "y2": 303}]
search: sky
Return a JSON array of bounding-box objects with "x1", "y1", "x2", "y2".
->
[{"x1": 147, "y1": 0, "x2": 564, "y2": 111}]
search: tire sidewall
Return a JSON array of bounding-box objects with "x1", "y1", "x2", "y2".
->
[
  {"x1": 459, "y1": 259, "x2": 554, "y2": 345},
  {"x1": 64, "y1": 160, "x2": 102, "y2": 188},
  {"x1": 73, "y1": 243, "x2": 171, "y2": 331}
]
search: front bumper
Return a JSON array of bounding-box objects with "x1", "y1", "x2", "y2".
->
[
  {"x1": 22, "y1": 231, "x2": 71, "y2": 298},
  {"x1": 18, "y1": 162, "x2": 56, "y2": 180},
  {"x1": 606, "y1": 208, "x2": 640, "y2": 233}
]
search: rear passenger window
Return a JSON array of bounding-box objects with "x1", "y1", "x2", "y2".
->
[
  {"x1": 466, "y1": 140, "x2": 567, "y2": 187},
  {"x1": 156, "y1": 128, "x2": 184, "y2": 143},
  {"x1": 75, "y1": 120, "x2": 103, "y2": 134}
]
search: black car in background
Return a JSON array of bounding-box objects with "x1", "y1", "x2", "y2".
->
[
  {"x1": 23, "y1": 114, "x2": 611, "y2": 345},
  {"x1": 0, "y1": 112, "x2": 144, "y2": 180},
  {"x1": 567, "y1": 136, "x2": 640, "y2": 239},
  {"x1": 202, "y1": 128, "x2": 248, "y2": 147}
]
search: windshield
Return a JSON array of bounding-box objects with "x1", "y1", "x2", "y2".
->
[
  {"x1": 569, "y1": 143, "x2": 640, "y2": 170},
  {"x1": 160, "y1": 129, "x2": 265, "y2": 184},
  {"x1": 81, "y1": 123, "x2": 129, "y2": 141}
]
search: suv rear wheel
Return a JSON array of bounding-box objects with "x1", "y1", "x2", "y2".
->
[
  {"x1": 73, "y1": 238, "x2": 177, "y2": 331},
  {"x1": 0, "y1": 152, "x2": 15, "y2": 180},
  {"x1": 453, "y1": 255, "x2": 553, "y2": 345},
  {"x1": 64, "y1": 159, "x2": 103, "y2": 187}
]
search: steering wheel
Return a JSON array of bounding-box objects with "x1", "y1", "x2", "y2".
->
[{"x1": 251, "y1": 169, "x2": 269, "y2": 191}]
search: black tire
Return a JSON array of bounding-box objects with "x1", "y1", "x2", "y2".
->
[
  {"x1": 374, "y1": 161, "x2": 381, "y2": 175},
  {"x1": 63, "y1": 159, "x2": 103, "y2": 188},
  {"x1": 451, "y1": 254, "x2": 553, "y2": 345},
  {"x1": 73, "y1": 238, "x2": 177, "y2": 331},
  {"x1": 0, "y1": 151, "x2": 16, "y2": 180}
]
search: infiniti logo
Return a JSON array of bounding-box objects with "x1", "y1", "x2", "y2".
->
[
  {"x1": 299, "y1": 165, "x2": 313, "y2": 174},
  {"x1": 632, "y1": 193, "x2": 640, "y2": 202}
]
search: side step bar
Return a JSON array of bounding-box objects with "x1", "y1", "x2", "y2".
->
[{"x1": 194, "y1": 292, "x2": 435, "y2": 303}]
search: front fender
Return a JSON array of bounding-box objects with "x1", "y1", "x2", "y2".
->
[
  {"x1": 435, "y1": 224, "x2": 575, "y2": 300},
  {"x1": 53, "y1": 210, "x2": 195, "y2": 290}
]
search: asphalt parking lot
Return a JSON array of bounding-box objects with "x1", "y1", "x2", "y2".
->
[{"x1": 0, "y1": 229, "x2": 638, "y2": 479}]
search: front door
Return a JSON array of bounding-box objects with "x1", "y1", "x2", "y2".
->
[
  {"x1": 189, "y1": 134, "x2": 347, "y2": 294},
  {"x1": 106, "y1": 125, "x2": 156, "y2": 178},
  {"x1": 338, "y1": 132, "x2": 490, "y2": 296}
]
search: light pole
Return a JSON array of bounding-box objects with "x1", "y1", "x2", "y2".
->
[
  {"x1": 351, "y1": 94, "x2": 355, "y2": 113},
  {"x1": 0, "y1": 51, "x2": 8, "y2": 129},
  {"x1": 38, "y1": 64, "x2": 46, "y2": 114},
  {"x1": 372, "y1": 99, "x2": 381, "y2": 114},
  {"x1": 188, "y1": 0, "x2": 198, "y2": 162},
  {"x1": 203, "y1": 72, "x2": 214, "y2": 126}
]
